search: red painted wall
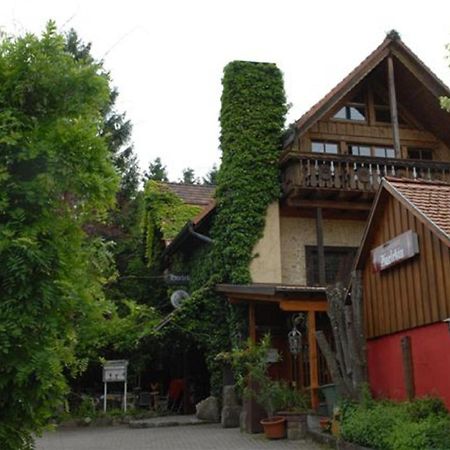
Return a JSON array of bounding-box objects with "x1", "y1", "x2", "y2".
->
[{"x1": 367, "y1": 322, "x2": 450, "y2": 409}]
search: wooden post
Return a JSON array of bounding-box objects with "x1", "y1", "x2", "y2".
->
[
  {"x1": 249, "y1": 303, "x2": 256, "y2": 343},
  {"x1": 401, "y1": 336, "x2": 415, "y2": 400},
  {"x1": 308, "y1": 311, "x2": 320, "y2": 409},
  {"x1": 316, "y1": 208, "x2": 326, "y2": 286},
  {"x1": 388, "y1": 55, "x2": 401, "y2": 157}
]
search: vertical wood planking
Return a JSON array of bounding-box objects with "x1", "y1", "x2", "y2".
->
[
  {"x1": 400, "y1": 203, "x2": 418, "y2": 328},
  {"x1": 422, "y1": 223, "x2": 439, "y2": 322},
  {"x1": 383, "y1": 199, "x2": 397, "y2": 333},
  {"x1": 432, "y1": 234, "x2": 447, "y2": 319}
]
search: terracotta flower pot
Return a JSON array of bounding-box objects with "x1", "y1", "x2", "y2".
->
[{"x1": 260, "y1": 416, "x2": 286, "y2": 439}]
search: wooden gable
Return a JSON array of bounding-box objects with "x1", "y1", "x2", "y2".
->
[
  {"x1": 355, "y1": 179, "x2": 450, "y2": 339},
  {"x1": 284, "y1": 31, "x2": 450, "y2": 162}
]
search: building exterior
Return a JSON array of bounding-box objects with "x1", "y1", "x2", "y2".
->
[
  {"x1": 163, "y1": 31, "x2": 450, "y2": 424},
  {"x1": 355, "y1": 178, "x2": 450, "y2": 409}
]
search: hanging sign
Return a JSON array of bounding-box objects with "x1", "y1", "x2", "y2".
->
[{"x1": 371, "y1": 230, "x2": 419, "y2": 272}]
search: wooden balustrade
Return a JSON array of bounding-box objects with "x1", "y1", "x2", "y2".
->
[{"x1": 282, "y1": 153, "x2": 450, "y2": 195}]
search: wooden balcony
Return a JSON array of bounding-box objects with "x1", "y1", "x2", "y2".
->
[{"x1": 282, "y1": 153, "x2": 450, "y2": 204}]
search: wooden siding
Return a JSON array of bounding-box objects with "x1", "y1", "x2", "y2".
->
[
  {"x1": 362, "y1": 195, "x2": 450, "y2": 339},
  {"x1": 293, "y1": 120, "x2": 450, "y2": 162}
]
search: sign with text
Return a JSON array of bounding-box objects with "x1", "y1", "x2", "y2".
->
[
  {"x1": 371, "y1": 230, "x2": 419, "y2": 272},
  {"x1": 102, "y1": 360, "x2": 128, "y2": 383}
]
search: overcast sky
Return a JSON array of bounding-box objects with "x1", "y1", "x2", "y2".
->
[{"x1": 2, "y1": 1, "x2": 450, "y2": 181}]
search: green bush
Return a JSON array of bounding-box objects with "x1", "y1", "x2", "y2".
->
[{"x1": 341, "y1": 397, "x2": 450, "y2": 450}]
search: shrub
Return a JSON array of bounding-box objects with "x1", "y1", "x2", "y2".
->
[{"x1": 341, "y1": 397, "x2": 450, "y2": 450}]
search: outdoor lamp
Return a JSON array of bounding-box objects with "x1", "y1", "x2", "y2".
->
[{"x1": 288, "y1": 320, "x2": 302, "y2": 356}]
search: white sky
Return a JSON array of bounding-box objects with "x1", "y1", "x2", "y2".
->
[{"x1": 1, "y1": 0, "x2": 450, "y2": 181}]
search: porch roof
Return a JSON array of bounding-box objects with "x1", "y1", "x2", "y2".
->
[{"x1": 216, "y1": 283, "x2": 327, "y2": 312}]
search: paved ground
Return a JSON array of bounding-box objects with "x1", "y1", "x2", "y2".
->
[{"x1": 35, "y1": 423, "x2": 325, "y2": 450}]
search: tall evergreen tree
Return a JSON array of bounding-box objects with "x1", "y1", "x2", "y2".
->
[
  {"x1": 180, "y1": 167, "x2": 197, "y2": 184},
  {"x1": 202, "y1": 164, "x2": 219, "y2": 185},
  {"x1": 143, "y1": 157, "x2": 169, "y2": 182}
]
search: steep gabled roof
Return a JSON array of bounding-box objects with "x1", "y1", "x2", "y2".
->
[
  {"x1": 355, "y1": 178, "x2": 450, "y2": 270},
  {"x1": 390, "y1": 179, "x2": 450, "y2": 237},
  {"x1": 288, "y1": 30, "x2": 450, "y2": 145},
  {"x1": 162, "y1": 182, "x2": 215, "y2": 206}
]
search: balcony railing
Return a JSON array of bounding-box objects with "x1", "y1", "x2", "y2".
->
[{"x1": 282, "y1": 153, "x2": 450, "y2": 195}]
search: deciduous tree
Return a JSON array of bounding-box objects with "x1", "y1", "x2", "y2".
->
[{"x1": 0, "y1": 23, "x2": 120, "y2": 449}]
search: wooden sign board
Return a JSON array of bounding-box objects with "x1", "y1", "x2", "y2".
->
[{"x1": 371, "y1": 230, "x2": 419, "y2": 272}]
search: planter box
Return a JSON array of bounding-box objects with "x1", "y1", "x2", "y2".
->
[{"x1": 276, "y1": 411, "x2": 307, "y2": 440}]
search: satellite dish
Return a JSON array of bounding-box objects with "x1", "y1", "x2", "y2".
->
[{"x1": 170, "y1": 290, "x2": 190, "y2": 309}]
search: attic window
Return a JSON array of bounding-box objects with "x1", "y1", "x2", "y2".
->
[
  {"x1": 373, "y1": 91, "x2": 407, "y2": 125},
  {"x1": 333, "y1": 105, "x2": 366, "y2": 121},
  {"x1": 333, "y1": 90, "x2": 366, "y2": 122}
]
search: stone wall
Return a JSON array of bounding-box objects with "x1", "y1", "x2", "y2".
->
[{"x1": 280, "y1": 217, "x2": 365, "y2": 285}]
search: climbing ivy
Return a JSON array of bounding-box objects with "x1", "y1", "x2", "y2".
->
[
  {"x1": 142, "y1": 181, "x2": 201, "y2": 264},
  {"x1": 212, "y1": 61, "x2": 287, "y2": 282},
  {"x1": 170, "y1": 61, "x2": 287, "y2": 394}
]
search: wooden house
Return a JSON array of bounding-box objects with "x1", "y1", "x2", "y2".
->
[
  {"x1": 163, "y1": 31, "x2": 450, "y2": 426},
  {"x1": 354, "y1": 178, "x2": 450, "y2": 408}
]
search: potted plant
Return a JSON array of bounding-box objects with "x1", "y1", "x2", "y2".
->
[
  {"x1": 221, "y1": 334, "x2": 309, "y2": 439},
  {"x1": 275, "y1": 384, "x2": 310, "y2": 440}
]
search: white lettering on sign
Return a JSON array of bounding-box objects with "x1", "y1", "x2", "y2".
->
[
  {"x1": 379, "y1": 247, "x2": 405, "y2": 270},
  {"x1": 371, "y1": 230, "x2": 419, "y2": 272}
]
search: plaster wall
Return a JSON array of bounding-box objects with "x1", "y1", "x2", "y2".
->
[
  {"x1": 367, "y1": 322, "x2": 450, "y2": 410},
  {"x1": 250, "y1": 201, "x2": 282, "y2": 283},
  {"x1": 280, "y1": 217, "x2": 365, "y2": 285}
]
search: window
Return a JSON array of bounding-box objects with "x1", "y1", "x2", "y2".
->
[
  {"x1": 305, "y1": 246, "x2": 358, "y2": 286},
  {"x1": 349, "y1": 144, "x2": 371, "y2": 157},
  {"x1": 334, "y1": 105, "x2": 366, "y2": 121},
  {"x1": 333, "y1": 90, "x2": 366, "y2": 122},
  {"x1": 373, "y1": 146, "x2": 395, "y2": 158},
  {"x1": 349, "y1": 144, "x2": 395, "y2": 158},
  {"x1": 408, "y1": 148, "x2": 433, "y2": 160},
  {"x1": 373, "y1": 91, "x2": 407, "y2": 125},
  {"x1": 311, "y1": 141, "x2": 339, "y2": 154}
]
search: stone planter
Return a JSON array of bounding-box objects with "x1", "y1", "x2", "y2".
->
[{"x1": 276, "y1": 411, "x2": 307, "y2": 440}]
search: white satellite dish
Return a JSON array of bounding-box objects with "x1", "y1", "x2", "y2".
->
[{"x1": 170, "y1": 290, "x2": 190, "y2": 309}]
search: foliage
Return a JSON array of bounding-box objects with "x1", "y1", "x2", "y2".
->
[
  {"x1": 142, "y1": 181, "x2": 201, "y2": 264},
  {"x1": 164, "y1": 61, "x2": 287, "y2": 396},
  {"x1": 219, "y1": 335, "x2": 309, "y2": 417},
  {"x1": 341, "y1": 397, "x2": 450, "y2": 450},
  {"x1": 143, "y1": 157, "x2": 169, "y2": 183},
  {"x1": 202, "y1": 164, "x2": 218, "y2": 185},
  {"x1": 101, "y1": 299, "x2": 160, "y2": 352},
  {"x1": 180, "y1": 167, "x2": 198, "y2": 184},
  {"x1": 212, "y1": 61, "x2": 287, "y2": 283},
  {"x1": 0, "y1": 22, "x2": 120, "y2": 449}
]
